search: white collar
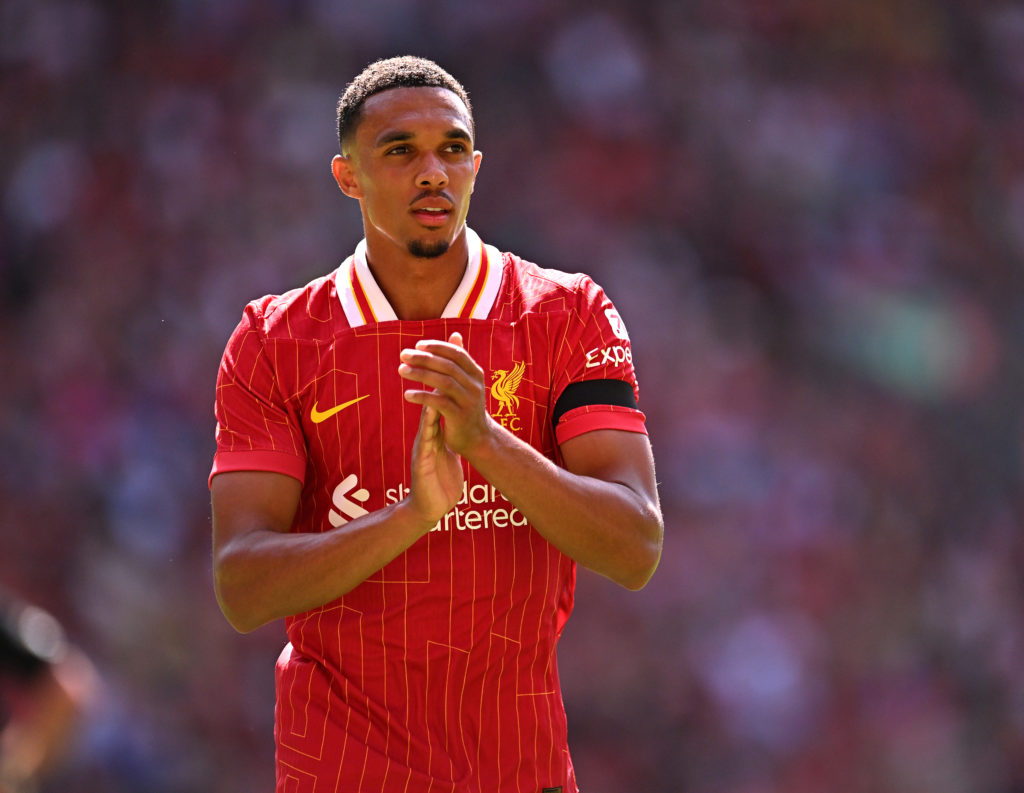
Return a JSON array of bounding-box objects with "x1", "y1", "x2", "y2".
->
[{"x1": 337, "y1": 227, "x2": 503, "y2": 326}]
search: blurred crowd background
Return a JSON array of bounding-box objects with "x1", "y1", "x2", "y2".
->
[{"x1": 1, "y1": 0, "x2": 1023, "y2": 791}]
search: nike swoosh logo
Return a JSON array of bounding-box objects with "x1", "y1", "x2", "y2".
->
[{"x1": 310, "y1": 395, "x2": 369, "y2": 424}]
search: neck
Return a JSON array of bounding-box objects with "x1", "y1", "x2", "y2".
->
[{"x1": 364, "y1": 229, "x2": 471, "y2": 321}]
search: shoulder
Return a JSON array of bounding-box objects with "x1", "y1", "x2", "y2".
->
[
  {"x1": 499, "y1": 251, "x2": 607, "y2": 315},
  {"x1": 239, "y1": 270, "x2": 345, "y2": 341},
  {"x1": 496, "y1": 249, "x2": 634, "y2": 356}
]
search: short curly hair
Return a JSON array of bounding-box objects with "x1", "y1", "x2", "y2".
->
[{"x1": 336, "y1": 55, "x2": 473, "y2": 152}]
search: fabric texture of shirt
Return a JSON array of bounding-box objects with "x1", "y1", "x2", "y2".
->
[{"x1": 211, "y1": 229, "x2": 646, "y2": 792}]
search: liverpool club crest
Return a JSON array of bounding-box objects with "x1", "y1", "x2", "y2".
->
[{"x1": 490, "y1": 360, "x2": 526, "y2": 432}]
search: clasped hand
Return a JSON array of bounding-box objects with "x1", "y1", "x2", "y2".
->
[{"x1": 398, "y1": 332, "x2": 493, "y2": 527}]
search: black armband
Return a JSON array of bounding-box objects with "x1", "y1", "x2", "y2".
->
[{"x1": 551, "y1": 379, "x2": 638, "y2": 427}]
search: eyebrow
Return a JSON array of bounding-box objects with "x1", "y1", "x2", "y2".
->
[{"x1": 374, "y1": 128, "x2": 472, "y2": 149}]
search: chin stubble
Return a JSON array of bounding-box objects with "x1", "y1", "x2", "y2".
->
[{"x1": 407, "y1": 239, "x2": 451, "y2": 259}]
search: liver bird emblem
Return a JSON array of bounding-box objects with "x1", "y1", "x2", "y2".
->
[{"x1": 490, "y1": 360, "x2": 526, "y2": 416}]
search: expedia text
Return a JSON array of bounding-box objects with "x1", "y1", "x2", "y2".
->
[{"x1": 585, "y1": 344, "x2": 632, "y2": 369}]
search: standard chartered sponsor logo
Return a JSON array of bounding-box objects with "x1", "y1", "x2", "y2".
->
[
  {"x1": 386, "y1": 482, "x2": 527, "y2": 532},
  {"x1": 328, "y1": 473, "x2": 370, "y2": 527},
  {"x1": 326, "y1": 474, "x2": 525, "y2": 532}
]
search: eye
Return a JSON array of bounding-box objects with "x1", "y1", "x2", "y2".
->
[
  {"x1": 385, "y1": 144, "x2": 410, "y2": 156},
  {"x1": 444, "y1": 142, "x2": 468, "y2": 154}
]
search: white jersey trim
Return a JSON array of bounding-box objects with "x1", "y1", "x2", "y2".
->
[{"x1": 335, "y1": 227, "x2": 503, "y2": 327}]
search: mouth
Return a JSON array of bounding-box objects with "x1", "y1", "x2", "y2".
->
[
  {"x1": 412, "y1": 206, "x2": 450, "y2": 222},
  {"x1": 410, "y1": 191, "x2": 455, "y2": 228},
  {"x1": 410, "y1": 205, "x2": 452, "y2": 227}
]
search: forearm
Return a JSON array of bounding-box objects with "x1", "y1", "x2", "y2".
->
[
  {"x1": 465, "y1": 426, "x2": 663, "y2": 589},
  {"x1": 214, "y1": 501, "x2": 431, "y2": 632},
  {"x1": 397, "y1": 335, "x2": 663, "y2": 588}
]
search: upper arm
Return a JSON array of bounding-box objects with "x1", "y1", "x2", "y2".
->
[
  {"x1": 210, "y1": 471, "x2": 303, "y2": 560},
  {"x1": 559, "y1": 428, "x2": 664, "y2": 588},
  {"x1": 559, "y1": 429, "x2": 660, "y2": 512}
]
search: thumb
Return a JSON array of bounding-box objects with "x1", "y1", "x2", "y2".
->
[
  {"x1": 417, "y1": 404, "x2": 441, "y2": 440},
  {"x1": 448, "y1": 331, "x2": 464, "y2": 348}
]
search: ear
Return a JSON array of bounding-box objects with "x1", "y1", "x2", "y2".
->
[
  {"x1": 470, "y1": 150, "x2": 482, "y2": 193},
  {"x1": 332, "y1": 154, "x2": 363, "y2": 199}
]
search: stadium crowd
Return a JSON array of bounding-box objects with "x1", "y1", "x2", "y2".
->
[{"x1": 1, "y1": 0, "x2": 1023, "y2": 790}]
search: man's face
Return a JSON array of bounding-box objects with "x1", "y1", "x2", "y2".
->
[{"x1": 335, "y1": 86, "x2": 482, "y2": 259}]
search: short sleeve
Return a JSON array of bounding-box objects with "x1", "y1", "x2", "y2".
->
[
  {"x1": 209, "y1": 304, "x2": 307, "y2": 487},
  {"x1": 551, "y1": 277, "x2": 647, "y2": 445}
]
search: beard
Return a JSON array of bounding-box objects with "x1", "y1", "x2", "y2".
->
[{"x1": 407, "y1": 238, "x2": 451, "y2": 258}]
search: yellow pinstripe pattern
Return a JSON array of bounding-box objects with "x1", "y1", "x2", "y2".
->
[{"x1": 213, "y1": 248, "x2": 640, "y2": 792}]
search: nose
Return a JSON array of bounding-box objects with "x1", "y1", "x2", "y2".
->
[{"x1": 416, "y1": 152, "x2": 448, "y2": 190}]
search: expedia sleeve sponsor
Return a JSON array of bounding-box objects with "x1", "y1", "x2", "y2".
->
[
  {"x1": 548, "y1": 277, "x2": 647, "y2": 445},
  {"x1": 559, "y1": 279, "x2": 638, "y2": 390}
]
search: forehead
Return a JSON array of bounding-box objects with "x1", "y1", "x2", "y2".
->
[{"x1": 356, "y1": 86, "x2": 473, "y2": 145}]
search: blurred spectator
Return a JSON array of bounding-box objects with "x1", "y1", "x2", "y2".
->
[{"x1": 0, "y1": 591, "x2": 98, "y2": 793}]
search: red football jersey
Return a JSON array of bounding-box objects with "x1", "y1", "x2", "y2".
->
[{"x1": 211, "y1": 229, "x2": 646, "y2": 793}]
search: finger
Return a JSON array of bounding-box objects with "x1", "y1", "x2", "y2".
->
[
  {"x1": 403, "y1": 387, "x2": 457, "y2": 415},
  {"x1": 448, "y1": 331, "x2": 463, "y2": 348},
  {"x1": 398, "y1": 363, "x2": 471, "y2": 396},
  {"x1": 410, "y1": 338, "x2": 476, "y2": 366},
  {"x1": 400, "y1": 343, "x2": 483, "y2": 383},
  {"x1": 398, "y1": 354, "x2": 477, "y2": 392},
  {"x1": 404, "y1": 387, "x2": 436, "y2": 405}
]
